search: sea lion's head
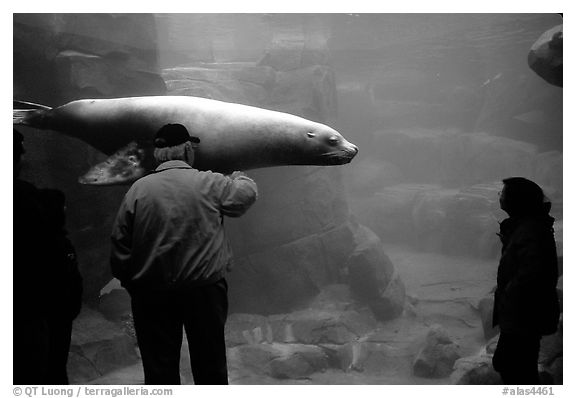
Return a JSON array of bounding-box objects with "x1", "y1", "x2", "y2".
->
[{"x1": 301, "y1": 123, "x2": 359, "y2": 166}]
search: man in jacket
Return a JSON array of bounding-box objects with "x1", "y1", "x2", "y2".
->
[
  {"x1": 110, "y1": 123, "x2": 258, "y2": 385},
  {"x1": 492, "y1": 177, "x2": 560, "y2": 384}
]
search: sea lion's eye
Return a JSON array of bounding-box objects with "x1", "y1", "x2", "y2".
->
[
  {"x1": 307, "y1": 132, "x2": 316, "y2": 138},
  {"x1": 328, "y1": 136, "x2": 340, "y2": 145}
]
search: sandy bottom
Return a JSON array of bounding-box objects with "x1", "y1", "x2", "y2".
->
[{"x1": 88, "y1": 244, "x2": 498, "y2": 385}]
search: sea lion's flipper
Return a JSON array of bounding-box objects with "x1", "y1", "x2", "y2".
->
[
  {"x1": 79, "y1": 141, "x2": 147, "y2": 186},
  {"x1": 13, "y1": 100, "x2": 52, "y2": 125}
]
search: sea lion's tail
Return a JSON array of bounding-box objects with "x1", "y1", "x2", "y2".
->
[{"x1": 13, "y1": 100, "x2": 52, "y2": 125}]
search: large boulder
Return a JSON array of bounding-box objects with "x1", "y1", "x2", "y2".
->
[
  {"x1": 371, "y1": 127, "x2": 551, "y2": 189},
  {"x1": 346, "y1": 157, "x2": 404, "y2": 195},
  {"x1": 412, "y1": 187, "x2": 501, "y2": 258},
  {"x1": 226, "y1": 313, "x2": 272, "y2": 347},
  {"x1": 451, "y1": 354, "x2": 502, "y2": 384},
  {"x1": 54, "y1": 50, "x2": 166, "y2": 99},
  {"x1": 443, "y1": 132, "x2": 538, "y2": 186},
  {"x1": 227, "y1": 343, "x2": 329, "y2": 380},
  {"x1": 528, "y1": 24, "x2": 562, "y2": 88},
  {"x1": 98, "y1": 287, "x2": 131, "y2": 322},
  {"x1": 533, "y1": 151, "x2": 563, "y2": 201},
  {"x1": 350, "y1": 183, "x2": 440, "y2": 244},
  {"x1": 268, "y1": 307, "x2": 377, "y2": 345},
  {"x1": 68, "y1": 307, "x2": 139, "y2": 384},
  {"x1": 51, "y1": 14, "x2": 166, "y2": 99},
  {"x1": 161, "y1": 63, "x2": 274, "y2": 105},
  {"x1": 226, "y1": 166, "x2": 350, "y2": 257},
  {"x1": 268, "y1": 65, "x2": 337, "y2": 121},
  {"x1": 412, "y1": 324, "x2": 461, "y2": 378},
  {"x1": 345, "y1": 225, "x2": 405, "y2": 321},
  {"x1": 372, "y1": 128, "x2": 457, "y2": 184},
  {"x1": 227, "y1": 222, "x2": 356, "y2": 315}
]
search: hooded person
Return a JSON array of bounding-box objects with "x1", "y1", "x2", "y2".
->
[
  {"x1": 492, "y1": 177, "x2": 560, "y2": 384},
  {"x1": 110, "y1": 123, "x2": 257, "y2": 385}
]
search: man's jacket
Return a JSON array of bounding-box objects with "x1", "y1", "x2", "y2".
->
[{"x1": 110, "y1": 160, "x2": 257, "y2": 292}]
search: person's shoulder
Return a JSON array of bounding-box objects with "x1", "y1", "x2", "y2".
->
[
  {"x1": 515, "y1": 216, "x2": 554, "y2": 241},
  {"x1": 195, "y1": 169, "x2": 229, "y2": 181}
]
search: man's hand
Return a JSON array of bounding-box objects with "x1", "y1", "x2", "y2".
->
[{"x1": 230, "y1": 171, "x2": 247, "y2": 180}]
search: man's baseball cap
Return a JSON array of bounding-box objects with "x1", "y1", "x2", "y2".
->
[{"x1": 153, "y1": 123, "x2": 200, "y2": 148}]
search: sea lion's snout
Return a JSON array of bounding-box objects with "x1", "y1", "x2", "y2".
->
[
  {"x1": 348, "y1": 143, "x2": 359, "y2": 157},
  {"x1": 340, "y1": 140, "x2": 359, "y2": 162},
  {"x1": 319, "y1": 140, "x2": 358, "y2": 165}
]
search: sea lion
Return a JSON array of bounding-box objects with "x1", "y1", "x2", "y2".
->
[{"x1": 13, "y1": 96, "x2": 358, "y2": 185}]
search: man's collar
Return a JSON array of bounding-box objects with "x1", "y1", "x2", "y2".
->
[{"x1": 154, "y1": 160, "x2": 193, "y2": 172}]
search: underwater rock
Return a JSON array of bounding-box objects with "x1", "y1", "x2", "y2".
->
[
  {"x1": 267, "y1": 307, "x2": 377, "y2": 345},
  {"x1": 370, "y1": 271, "x2": 406, "y2": 321},
  {"x1": 68, "y1": 307, "x2": 139, "y2": 384},
  {"x1": 528, "y1": 24, "x2": 562, "y2": 87},
  {"x1": 412, "y1": 187, "x2": 500, "y2": 258},
  {"x1": 473, "y1": 66, "x2": 562, "y2": 150},
  {"x1": 55, "y1": 51, "x2": 166, "y2": 98},
  {"x1": 325, "y1": 333, "x2": 417, "y2": 375},
  {"x1": 163, "y1": 64, "x2": 276, "y2": 87},
  {"x1": 411, "y1": 188, "x2": 459, "y2": 253},
  {"x1": 345, "y1": 224, "x2": 406, "y2": 321},
  {"x1": 444, "y1": 132, "x2": 538, "y2": 186},
  {"x1": 352, "y1": 181, "x2": 504, "y2": 258},
  {"x1": 347, "y1": 157, "x2": 404, "y2": 195},
  {"x1": 98, "y1": 288, "x2": 131, "y2": 322},
  {"x1": 225, "y1": 313, "x2": 272, "y2": 347},
  {"x1": 14, "y1": 14, "x2": 165, "y2": 103},
  {"x1": 533, "y1": 151, "x2": 563, "y2": 200},
  {"x1": 269, "y1": 65, "x2": 337, "y2": 121},
  {"x1": 412, "y1": 324, "x2": 461, "y2": 378},
  {"x1": 485, "y1": 334, "x2": 499, "y2": 355},
  {"x1": 539, "y1": 316, "x2": 563, "y2": 369},
  {"x1": 549, "y1": 356, "x2": 563, "y2": 385},
  {"x1": 372, "y1": 128, "x2": 456, "y2": 183},
  {"x1": 227, "y1": 222, "x2": 357, "y2": 315},
  {"x1": 477, "y1": 294, "x2": 500, "y2": 341},
  {"x1": 67, "y1": 349, "x2": 102, "y2": 383},
  {"x1": 308, "y1": 283, "x2": 355, "y2": 311},
  {"x1": 162, "y1": 64, "x2": 272, "y2": 105},
  {"x1": 51, "y1": 14, "x2": 166, "y2": 99},
  {"x1": 269, "y1": 344, "x2": 329, "y2": 379},
  {"x1": 347, "y1": 224, "x2": 395, "y2": 287},
  {"x1": 258, "y1": 39, "x2": 330, "y2": 72},
  {"x1": 450, "y1": 354, "x2": 502, "y2": 384},
  {"x1": 226, "y1": 166, "x2": 350, "y2": 257},
  {"x1": 372, "y1": 128, "x2": 543, "y2": 188},
  {"x1": 351, "y1": 183, "x2": 439, "y2": 244},
  {"x1": 227, "y1": 343, "x2": 328, "y2": 379},
  {"x1": 164, "y1": 79, "x2": 265, "y2": 105}
]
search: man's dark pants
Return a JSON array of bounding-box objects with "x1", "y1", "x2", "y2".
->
[
  {"x1": 492, "y1": 332, "x2": 542, "y2": 385},
  {"x1": 130, "y1": 278, "x2": 229, "y2": 385}
]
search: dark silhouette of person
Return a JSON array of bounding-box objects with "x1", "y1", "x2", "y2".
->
[
  {"x1": 13, "y1": 129, "x2": 51, "y2": 384},
  {"x1": 110, "y1": 123, "x2": 258, "y2": 385},
  {"x1": 492, "y1": 177, "x2": 560, "y2": 384},
  {"x1": 38, "y1": 188, "x2": 83, "y2": 384}
]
